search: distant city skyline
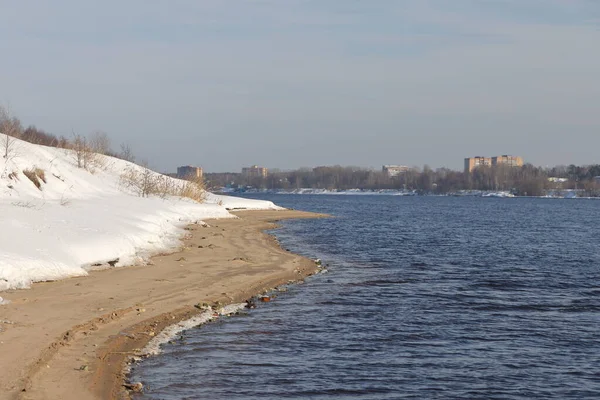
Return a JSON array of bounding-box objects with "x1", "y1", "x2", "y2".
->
[{"x1": 1, "y1": 1, "x2": 599, "y2": 172}]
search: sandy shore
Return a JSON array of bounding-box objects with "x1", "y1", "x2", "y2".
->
[{"x1": 0, "y1": 210, "x2": 327, "y2": 400}]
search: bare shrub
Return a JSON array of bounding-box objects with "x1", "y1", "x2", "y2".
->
[
  {"x1": 23, "y1": 168, "x2": 45, "y2": 190},
  {"x1": 71, "y1": 132, "x2": 106, "y2": 172},
  {"x1": 119, "y1": 162, "x2": 158, "y2": 197},
  {"x1": 154, "y1": 174, "x2": 176, "y2": 199},
  {"x1": 119, "y1": 165, "x2": 206, "y2": 203},
  {"x1": 57, "y1": 136, "x2": 70, "y2": 149},
  {"x1": 106, "y1": 142, "x2": 136, "y2": 163}
]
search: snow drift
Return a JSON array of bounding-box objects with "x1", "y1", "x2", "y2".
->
[{"x1": 0, "y1": 135, "x2": 281, "y2": 292}]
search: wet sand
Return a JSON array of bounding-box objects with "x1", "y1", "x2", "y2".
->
[{"x1": 0, "y1": 210, "x2": 327, "y2": 400}]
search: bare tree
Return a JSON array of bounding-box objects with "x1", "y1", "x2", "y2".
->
[
  {"x1": 72, "y1": 132, "x2": 88, "y2": 169},
  {"x1": 72, "y1": 132, "x2": 103, "y2": 170},
  {"x1": 119, "y1": 142, "x2": 135, "y2": 163},
  {"x1": 70, "y1": 130, "x2": 113, "y2": 172},
  {"x1": 0, "y1": 104, "x2": 23, "y2": 161},
  {"x1": 88, "y1": 131, "x2": 111, "y2": 155}
]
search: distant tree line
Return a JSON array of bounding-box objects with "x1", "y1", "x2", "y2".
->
[
  {"x1": 4, "y1": 104, "x2": 598, "y2": 197},
  {"x1": 0, "y1": 104, "x2": 136, "y2": 164},
  {"x1": 206, "y1": 163, "x2": 600, "y2": 197},
  {"x1": 1, "y1": 104, "x2": 209, "y2": 202}
]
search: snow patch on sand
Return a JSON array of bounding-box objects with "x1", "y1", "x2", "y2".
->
[{"x1": 205, "y1": 192, "x2": 284, "y2": 210}]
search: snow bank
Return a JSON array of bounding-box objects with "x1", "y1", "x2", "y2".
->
[
  {"x1": 0, "y1": 135, "x2": 282, "y2": 293},
  {"x1": 205, "y1": 192, "x2": 284, "y2": 210}
]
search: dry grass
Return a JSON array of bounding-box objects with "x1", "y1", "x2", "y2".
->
[
  {"x1": 23, "y1": 168, "x2": 43, "y2": 189},
  {"x1": 34, "y1": 167, "x2": 46, "y2": 183},
  {"x1": 177, "y1": 175, "x2": 207, "y2": 203},
  {"x1": 119, "y1": 167, "x2": 207, "y2": 202},
  {"x1": 21, "y1": 167, "x2": 46, "y2": 190}
]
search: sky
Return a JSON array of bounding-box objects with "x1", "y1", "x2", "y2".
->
[{"x1": 1, "y1": 0, "x2": 599, "y2": 172}]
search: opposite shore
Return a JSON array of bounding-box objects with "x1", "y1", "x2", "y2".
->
[{"x1": 0, "y1": 210, "x2": 327, "y2": 400}]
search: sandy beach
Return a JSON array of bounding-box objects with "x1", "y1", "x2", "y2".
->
[{"x1": 0, "y1": 210, "x2": 326, "y2": 400}]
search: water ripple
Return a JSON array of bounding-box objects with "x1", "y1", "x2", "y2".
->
[{"x1": 132, "y1": 196, "x2": 600, "y2": 400}]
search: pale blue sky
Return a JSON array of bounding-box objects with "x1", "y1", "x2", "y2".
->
[{"x1": 1, "y1": 0, "x2": 599, "y2": 172}]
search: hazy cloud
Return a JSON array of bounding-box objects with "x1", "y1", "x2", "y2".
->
[{"x1": 0, "y1": 0, "x2": 598, "y2": 171}]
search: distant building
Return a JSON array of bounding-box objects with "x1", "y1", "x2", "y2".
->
[
  {"x1": 464, "y1": 157, "x2": 491, "y2": 173},
  {"x1": 491, "y1": 155, "x2": 524, "y2": 168},
  {"x1": 177, "y1": 165, "x2": 203, "y2": 180},
  {"x1": 464, "y1": 155, "x2": 523, "y2": 173},
  {"x1": 382, "y1": 165, "x2": 410, "y2": 177},
  {"x1": 242, "y1": 165, "x2": 268, "y2": 178}
]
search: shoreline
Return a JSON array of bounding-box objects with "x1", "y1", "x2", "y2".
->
[{"x1": 0, "y1": 209, "x2": 327, "y2": 400}]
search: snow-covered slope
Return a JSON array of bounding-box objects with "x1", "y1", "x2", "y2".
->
[{"x1": 0, "y1": 135, "x2": 281, "y2": 295}]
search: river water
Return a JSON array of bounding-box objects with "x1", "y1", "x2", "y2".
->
[{"x1": 131, "y1": 195, "x2": 600, "y2": 399}]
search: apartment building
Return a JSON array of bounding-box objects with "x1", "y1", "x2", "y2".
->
[
  {"x1": 242, "y1": 165, "x2": 268, "y2": 178},
  {"x1": 464, "y1": 157, "x2": 491, "y2": 173},
  {"x1": 176, "y1": 165, "x2": 203, "y2": 180},
  {"x1": 492, "y1": 155, "x2": 524, "y2": 168},
  {"x1": 464, "y1": 155, "x2": 523, "y2": 173},
  {"x1": 382, "y1": 165, "x2": 410, "y2": 177}
]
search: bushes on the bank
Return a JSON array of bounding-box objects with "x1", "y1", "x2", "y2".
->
[{"x1": 119, "y1": 165, "x2": 206, "y2": 203}]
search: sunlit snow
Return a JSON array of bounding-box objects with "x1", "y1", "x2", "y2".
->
[{"x1": 0, "y1": 135, "x2": 280, "y2": 293}]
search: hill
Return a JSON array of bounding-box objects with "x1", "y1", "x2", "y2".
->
[{"x1": 0, "y1": 135, "x2": 279, "y2": 298}]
